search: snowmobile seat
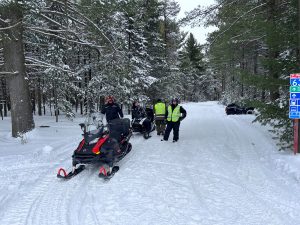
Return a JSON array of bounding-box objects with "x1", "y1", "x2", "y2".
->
[
  {"x1": 108, "y1": 118, "x2": 131, "y2": 142},
  {"x1": 131, "y1": 118, "x2": 145, "y2": 132}
]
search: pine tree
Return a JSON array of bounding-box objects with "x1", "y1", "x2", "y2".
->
[{"x1": 179, "y1": 33, "x2": 207, "y2": 101}]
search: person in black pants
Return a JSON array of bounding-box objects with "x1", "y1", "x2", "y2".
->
[
  {"x1": 162, "y1": 98, "x2": 186, "y2": 142},
  {"x1": 100, "y1": 96, "x2": 123, "y2": 175}
]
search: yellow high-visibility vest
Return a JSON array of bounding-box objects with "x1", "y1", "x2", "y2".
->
[
  {"x1": 154, "y1": 102, "x2": 166, "y2": 116},
  {"x1": 167, "y1": 105, "x2": 181, "y2": 122}
]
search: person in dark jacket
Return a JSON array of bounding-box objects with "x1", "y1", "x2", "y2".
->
[
  {"x1": 145, "y1": 104, "x2": 154, "y2": 123},
  {"x1": 162, "y1": 98, "x2": 186, "y2": 142},
  {"x1": 101, "y1": 96, "x2": 123, "y2": 123},
  {"x1": 132, "y1": 101, "x2": 152, "y2": 138}
]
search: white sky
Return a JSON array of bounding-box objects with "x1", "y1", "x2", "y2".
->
[{"x1": 176, "y1": 0, "x2": 217, "y2": 45}]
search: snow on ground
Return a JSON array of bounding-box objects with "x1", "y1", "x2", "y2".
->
[{"x1": 1, "y1": 102, "x2": 300, "y2": 225}]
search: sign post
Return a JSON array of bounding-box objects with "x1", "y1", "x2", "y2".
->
[
  {"x1": 294, "y1": 119, "x2": 299, "y2": 155},
  {"x1": 289, "y1": 74, "x2": 300, "y2": 154}
]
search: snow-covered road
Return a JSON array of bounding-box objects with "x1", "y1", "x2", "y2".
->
[{"x1": 1, "y1": 102, "x2": 300, "y2": 225}]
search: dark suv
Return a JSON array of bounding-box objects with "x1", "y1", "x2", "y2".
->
[{"x1": 225, "y1": 103, "x2": 254, "y2": 115}]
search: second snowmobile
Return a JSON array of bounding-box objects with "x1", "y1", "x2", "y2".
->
[{"x1": 131, "y1": 118, "x2": 155, "y2": 139}]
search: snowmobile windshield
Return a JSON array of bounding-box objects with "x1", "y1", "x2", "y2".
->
[{"x1": 84, "y1": 127, "x2": 104, "y2": 143}]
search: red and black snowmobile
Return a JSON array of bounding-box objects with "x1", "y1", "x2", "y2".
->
[{"x1": 57, "y1": 118, "x2": 132, "y2": 180}]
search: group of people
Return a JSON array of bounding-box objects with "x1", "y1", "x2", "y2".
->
[{"x1": 101, "y1": 95, "x2": 187, "y2": 142}]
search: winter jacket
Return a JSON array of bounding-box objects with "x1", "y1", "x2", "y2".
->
[
  {"x1": 101, "y1": 103, "x2": 123, "y2": 122},
  {"x1": 132, "y1": 106, "x2": 146, "y2": 120},
  {"x1": 145, "y1": 107, "x2": 154, "y2": 122}
]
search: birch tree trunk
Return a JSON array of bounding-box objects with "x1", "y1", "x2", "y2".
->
[{"x1": 1, "y1": 3, "x2": 34, "y2": 137}]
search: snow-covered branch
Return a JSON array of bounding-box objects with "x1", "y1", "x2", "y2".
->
[
  {"x1": 236, "y1": 35, "x2": 266, "y2": 44},
  {"x1": 32, "y1": 13, "x2": 65, "y2": 28},
  {"x1": 211, "y1": 3, "x2": 267, "y2": 44},
  {"x1": 40, "y1": 9, "x2": 86, "y2": 27},
  {"x1": 25, "y1": 57, "x2": 74, "y2": 74},
  {"x1": 0, "y1": 17, "x2": 8, "y2": 25},
  {"x1": 27, "y1": 27, "x2": 105, "y2": 49},
  {"x1": 0, "y1": 71, "x2": 19, "y2": 76},
  {"x1": 51, "y1": 0, "x2": 119, "y2": 53},
  {"x1": 0, "y1": 21, "x2": 22, "y2": 31},
  {"x1": 181, "y1": 0, "x2": 240, "y2": 26},
  {"x1": 25, "y1": 57, "x2": 94, "y2": 77}
]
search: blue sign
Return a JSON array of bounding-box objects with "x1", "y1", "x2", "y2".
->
[
  {"x1": 290, "y1": 100, "x2": 300, "y2": 118},
  {"x1": 290, "y1": 110, "x2": 300, "y2": 119},
  {"x1": 290, "y1": 74, "x2": 300, "y2": 119},
  {"x1": 290, "y1": 106, "x2": 299, "y2": 112},
  {"x1": 290, "y1": 99, "x2": 299, "y2": 106},
  {"x1": 290, "y1": 93, "x2": 300, "y2": 99},
  {"x1": 290, "y1": 79, "x2": 300, "y2": 86}
]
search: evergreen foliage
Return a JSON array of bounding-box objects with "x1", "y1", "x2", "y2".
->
[
  {"x1": 184, "y1": 0, "x2": 299, "y2": 150},
  {"x1": 1, "y1": 0, "x2": 210, "y2": 130}
]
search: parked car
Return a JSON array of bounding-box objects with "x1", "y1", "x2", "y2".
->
[{"x1": 225, "y1": 103, "x2": 254, "y2": 115}]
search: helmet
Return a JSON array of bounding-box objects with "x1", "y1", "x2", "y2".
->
[
  {"x1": 171, "y1": 98, "x2": 180, "y2": 104},
  {"x1": 105, "y1": 95, "x2": 115, "y2": 103}
]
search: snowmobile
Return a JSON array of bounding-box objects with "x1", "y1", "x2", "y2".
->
[
  {"x1": 131, "y1": 117, "x2": 155, "y2": 139},
  {"x1": 57, "y1": 117, "x2": 132, "y2": 180}
]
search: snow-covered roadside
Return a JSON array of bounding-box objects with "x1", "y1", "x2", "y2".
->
[
  {"x1": 227, "y1": 107, "x2": 300, "y2": 184},
  {"x1": 1, "y1": 102, "x2": 300, "y2": 225}
]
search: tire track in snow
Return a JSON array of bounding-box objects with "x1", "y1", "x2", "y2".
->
[
  {"x1": 0, "y1": 140, "x2": 88, "y2": 225},
  {"x1": 216, "y1": 115, "x2": 300, "y2": 224}
]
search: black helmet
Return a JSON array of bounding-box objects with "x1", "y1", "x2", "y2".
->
[
  {"x1": 157, "y1": 98, "x2": 162, "y2": 102},
  {"x1": 171, "y1": 98, "x2": 180, "y2": 104}
]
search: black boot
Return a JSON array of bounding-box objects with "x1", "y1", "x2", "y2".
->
[{"x1": 143, "y1": 132, "x2": 151, "y2": 139}]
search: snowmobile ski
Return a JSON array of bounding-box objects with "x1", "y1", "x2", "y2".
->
[
  {"x1": 57, "y1": 165, "x2": 85, "y2": 180},
  {"x1": 98, "y1": 166, "x2": 119, "y2": 180}
]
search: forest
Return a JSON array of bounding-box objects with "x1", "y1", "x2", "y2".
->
[{"x1": 1, "y1": 0, "x2": 299, "y2": 149}]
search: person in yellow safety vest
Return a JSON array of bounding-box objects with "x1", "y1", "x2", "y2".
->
[
  {"x1": 154, "y1": 99, "x2": 167, "y2": 135},
  {"x1": 161, "y1": 98, "x2": 186, "y2": 142}
]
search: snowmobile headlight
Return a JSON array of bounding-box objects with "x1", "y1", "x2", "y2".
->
[{"x1": 89, "y1": 139, "x2": 98, "y2": 144}]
